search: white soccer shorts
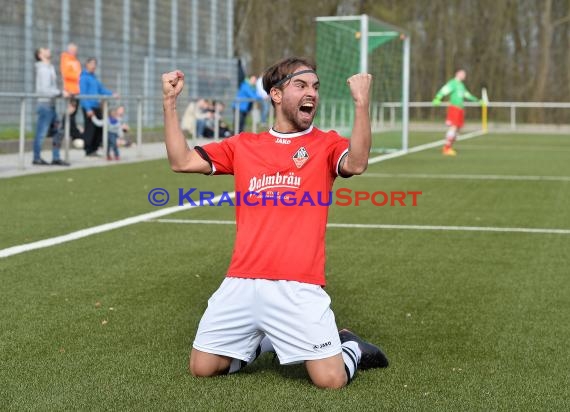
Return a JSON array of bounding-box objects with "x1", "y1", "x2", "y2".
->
[{"x1": 192, "y1": 277, "x2": 342, "y2": 364}]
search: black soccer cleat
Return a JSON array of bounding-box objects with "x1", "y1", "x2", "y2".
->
[{"x1": 339, "y1": 329, "x2": 389, "y2": 369}]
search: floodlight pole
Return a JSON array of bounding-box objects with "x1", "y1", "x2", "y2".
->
[{"x1": 359, "y1": 14, "x2": 368, "y2": 73}]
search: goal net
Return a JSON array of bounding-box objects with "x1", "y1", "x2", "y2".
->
[{"x1": 316, "y1": 15, "x2": 410, "y2": 152}]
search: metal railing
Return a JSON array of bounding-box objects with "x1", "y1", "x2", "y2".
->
[
  {"x1": 0, "y1": 93, "x2": 149, "y2": 169},
  {"x1": 381, "y1": 101, "x2": 570, "y2": 131},
  {"x1": 4, "y1": 93, "x2": 568, "y2": 170},
  {"x1": 0, "y1": 93, "x2": 268, "y2": 170}
]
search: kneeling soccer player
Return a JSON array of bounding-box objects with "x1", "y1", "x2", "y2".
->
[{"x1": 162, "y1": 56, "x2": 389, "y2": 389}]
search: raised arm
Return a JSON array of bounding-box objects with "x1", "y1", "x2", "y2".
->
[
  {"x1": 339, "y1": 73, "x2": 372, "y2": 176},
  {"x1": 162, "y1": 70, "x2": 211, "y2": 174},
  {"x1": 435, "y1": 84, "x2": 451, "y2": 99}
]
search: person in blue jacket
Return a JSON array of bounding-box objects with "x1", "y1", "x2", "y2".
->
[
  {"x1": 79, "y1": 57, "x2": 116, "y2": 156},
  {"x1": 233, "y1": 75, "x2": 261, "y2": 133}
]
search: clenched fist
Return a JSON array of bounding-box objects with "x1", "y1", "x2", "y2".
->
[
  {"x1": 347, "y1": 73, "x2": 372, "y2": 107},
  {"x1": 162, "y1": 70, "x2": 185, "y2": 99}
]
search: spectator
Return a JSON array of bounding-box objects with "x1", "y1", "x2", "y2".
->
[
  {"x1": 91, "y1": 107, "x2": 122, "y2": 161},
  {"x1": 255, "y1": 75, "x2": 270, "y2": 125},
  {"x1": 60, "y1": 43, "x2": 82, "y2": 147},
  {"x1": 203, "y1": 101, "x2": 233, "y2": 138},
  {"x1": 180, "y1": 99, "x2": 214, "y2": 138},
  {"x1": 60, "y1": 43, "x2": 81, "y2": 95},
  {"x1": 180, "y1": 100, "x2": 197, "y2": 138},
  {"x1": 233, "y1": 75, "x2": 261, "y2": 133},
  {"x1": 115, "y1": 105, "x2": 133, "y2": 147},
  {"x1": 51, "y1": 98, "x2": 86, "y2": 156},
  {"x1": 59, "y1": 97, "x2": 85, "y2": 150},
  {"x1": 195, "y1": 98, "x2": 212, "y2": 138},
  {"x1": 79, "y1": 57, "x2": 116, "y2": 156},
  {"x1": 33, "y1": 47, "x2": 69, "y2": 166},
  {"x1": 107, "y1": 107, "x2": 123, "y2": 160}
]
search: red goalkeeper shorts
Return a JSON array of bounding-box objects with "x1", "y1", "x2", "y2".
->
[{"x1": 446, "y1": 105, "x2": 465, "y2": 128}]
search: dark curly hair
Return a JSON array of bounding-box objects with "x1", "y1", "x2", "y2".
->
[{"x1": 262, "y1": 57, "x2": 317, "y2": 96}]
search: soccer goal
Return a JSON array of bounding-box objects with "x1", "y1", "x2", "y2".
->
[{"x1": 316, "y1": 15, "x2": 410, "y2": 153}]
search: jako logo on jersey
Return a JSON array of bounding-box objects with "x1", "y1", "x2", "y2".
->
[
  {"x1": 292, "y1": 146, "x2": 309, "y2": 168},
  {"x1": 275, "y1": 137, "x2": 291, "y2": 144},
  {"x1": 248, "y1": 172, "x2": 302, "y2": 192}
]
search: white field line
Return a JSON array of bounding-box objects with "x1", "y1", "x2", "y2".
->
[
  {"x1": 359, "y1": 173, "x2": 570, "y2": 182},
  {"x1": 0, "y1": 192, "x2": 236, "y2": 259},
  {"x1": 150, "y1": 219, "x2": 570, "y2": 235},
  {"x1": 367, "y1": 130, "x2": 486, "y2": 165},
  {"x1": 0, "y1": 129, "x2": 509, "y2": 260}
]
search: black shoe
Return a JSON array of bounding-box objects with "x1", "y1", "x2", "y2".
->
[
  {"x1": 339, "y1": 329, "x2": 389, "y2": 369},
  {"x1": 32, "y1": 158, "x2": 50, "y2": 165},
  {"x1": 51, "y1": 159, "x2": 70, "y2": 166}
]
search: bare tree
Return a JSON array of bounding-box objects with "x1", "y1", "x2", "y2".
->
[{"x1": 233, "y1": 0, "x2": 570, "y2": 119}]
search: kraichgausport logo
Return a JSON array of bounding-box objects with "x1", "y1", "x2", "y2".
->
[{"x1": 147, "y1": 187, "x2": 422, "y2": 207}]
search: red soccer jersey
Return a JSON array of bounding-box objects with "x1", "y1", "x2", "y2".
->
[{"x1": 199, "y1": 126, "x2": 349, "y2": 286}]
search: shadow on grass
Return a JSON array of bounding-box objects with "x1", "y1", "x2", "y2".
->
[{"x1": 240, "y1": 353, "x2": 311, "y2": 384}]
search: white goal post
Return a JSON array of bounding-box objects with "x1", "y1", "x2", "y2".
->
[{"x1": 316, "y1": 15, "x2": 411, "y2": 152}]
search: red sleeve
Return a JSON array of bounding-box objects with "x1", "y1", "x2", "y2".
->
[
  {"x1": 197, "y1": 136, "x2": 237, "y2": 175},
  {"x1": 327, "y1": 131, "x2": 350, "y2": 178}
]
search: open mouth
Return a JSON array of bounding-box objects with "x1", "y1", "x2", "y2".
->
[{"x1": 299, "y1": 102, "x2": 315, "y2": 117}]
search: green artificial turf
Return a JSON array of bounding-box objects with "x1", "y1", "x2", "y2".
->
[{"x1": 1, "y1": 132, "x2": 569, "y2": 410}]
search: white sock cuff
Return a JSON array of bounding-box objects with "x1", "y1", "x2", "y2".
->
[
  {"x1": 228, "y1": 358, "x2": 245, "y2": 374},
  {"x1": 259, "y1": 336, "x2": 274, "y2": 354},
  {"x1": 341, "y1": 341, "x2": 361, "y2": 380},
  {"x1": 342, "y1": 341, "x2": 361, "y2": 362}
]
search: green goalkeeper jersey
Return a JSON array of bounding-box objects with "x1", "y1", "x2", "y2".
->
[{"x1": 434, "y1": 78, "x2": 479, "y2": 108}]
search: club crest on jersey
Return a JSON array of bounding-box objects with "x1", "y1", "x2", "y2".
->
[{"x1": 292, "y1": 146, "x2": 309, "y2": 168}]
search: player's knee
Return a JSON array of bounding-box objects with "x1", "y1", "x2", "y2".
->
[
  {"x1": 189, "y1": 361, "x2": 217, "y2": 377},
  {"x1": 310, "y1": 369, "x2": 348, "y2": 389},
  {"x1": 189, "y1": 353, "x2": 223, "y2": 377}
]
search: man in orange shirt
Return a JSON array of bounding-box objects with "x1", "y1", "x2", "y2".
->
[
  {"x1": 59, "y1": 43, "x2": 83, "y2": 148},
  {"x1": 60, "y1": 43, "x2": 81, "y2": 95}
]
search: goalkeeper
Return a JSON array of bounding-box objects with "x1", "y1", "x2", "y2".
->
[{"x1": 432, "y1": 69, "x2": 481, "y2": 156}]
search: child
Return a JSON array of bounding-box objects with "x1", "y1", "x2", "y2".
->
[
  {"x1": 115, "y1": 105, "x2": 133, "y2": 148},
  {"x1": 91, "y1": 107, "x2": 123, "y2": 160},
  {"x1": 106, "y1": 108, "x2": 122, "y2": 160}
]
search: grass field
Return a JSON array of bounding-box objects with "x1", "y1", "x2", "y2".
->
[{"x1": 1, "y1": 132, "x2": 570, "y2": 410}]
